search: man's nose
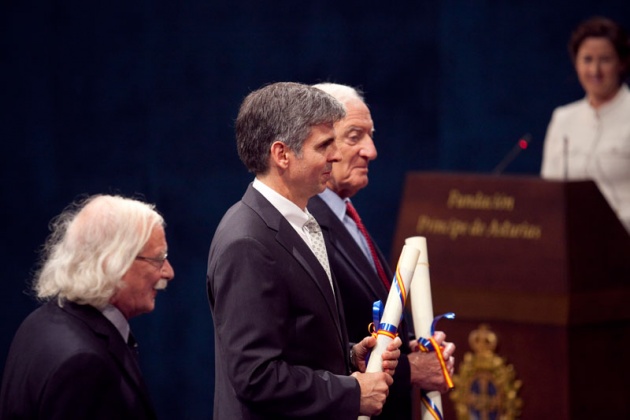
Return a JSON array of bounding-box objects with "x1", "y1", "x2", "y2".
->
[{"x1": 162, "y1": 259, "x2": 175, "y2": 280}]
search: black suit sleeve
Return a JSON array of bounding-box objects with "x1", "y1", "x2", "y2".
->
[{"x1": 210, "y1": 234, "x2": 360, "y2": 418}]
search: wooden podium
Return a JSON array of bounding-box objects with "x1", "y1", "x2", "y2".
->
[{"x1": 392, "y1": 172, "x2": 630, "y2": 419}]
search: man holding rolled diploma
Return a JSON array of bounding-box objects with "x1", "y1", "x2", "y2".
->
[
  {"x1": 207, "y1": 82, "x2": 403, "y2": 419},
  {"x1": 308, "y1": 83, "x2": 456, "y2": 419}
]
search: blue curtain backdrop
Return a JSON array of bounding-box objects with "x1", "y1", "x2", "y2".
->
[{"x1": 2, "y1": 1, "x2": 629, "y2": 418}]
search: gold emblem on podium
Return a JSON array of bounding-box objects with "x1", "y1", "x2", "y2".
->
[{"x1": 449, "y1": 324, "x2": 522, "y2": 419}]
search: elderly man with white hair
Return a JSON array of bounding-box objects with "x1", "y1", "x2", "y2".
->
[
  {"x1": 309, "y1": 83, "x2": 456, "y2": 419},
  {"x1": 0, "y1": 194, "x2": 175, "y2": 419}
]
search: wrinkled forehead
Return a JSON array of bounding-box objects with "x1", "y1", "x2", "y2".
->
[{"x1": 337, "y1": 100, "x2": 374, "y2": 132}]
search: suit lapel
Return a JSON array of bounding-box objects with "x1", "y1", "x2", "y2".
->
[
  {"x1": 310, "y1": 195, "x2": 390, "y2": 299},
  {"x1": 310, "y1": 196, "x2": 415, "y2": 345},
  {"x1": 242, "y1": 186, "x2": 345, "y2": 346},
  {"x1": 62, "y1": 302, "x2": 156, "y2": 415},
  {"x1": 372, "y1": 234, "x2": 394, "y2": 280}
]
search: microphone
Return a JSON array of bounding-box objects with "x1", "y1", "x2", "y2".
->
[{"x1": 492, "y1": 133, "x2": 532, "y2": 174}]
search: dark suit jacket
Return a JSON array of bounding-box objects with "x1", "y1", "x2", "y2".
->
[
  {"x1": 0, "y1": 300, "x2": 156, "y2": 419},
  {"x1": 207, "y1": 185, "x2": 360, "y2": 419},
  {"x1": 309, "y1": 194, "x2": 413, "y2": 420}
]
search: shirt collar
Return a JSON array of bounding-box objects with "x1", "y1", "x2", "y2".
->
[
  {"x1": 253, "y1": 178, "x2": 310, "y2": 227},
  {"x1": 318, "y1": 188, "x2": 349, "y2": 222},
  {"x1": 101, "y1": 304, "x2": 130, "y2": 342}
]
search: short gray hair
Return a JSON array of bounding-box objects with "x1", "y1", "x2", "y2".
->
[
  {"x1": 33, "y1": 194, "x2": 164, "y2": 309},
  {"x1": 312, "y1": 83, "x2": 365, "y2": 107},
  {"x1": 235, "y1": 82, "x2": 346, "y2": 174}
]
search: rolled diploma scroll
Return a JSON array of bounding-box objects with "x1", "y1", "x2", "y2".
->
[
  {"x1": 406, "y1": 236, "x2": 443, "y2": 420},
  {"x1": 358, "y1": 243, "x2": 420, "y2": 420}
]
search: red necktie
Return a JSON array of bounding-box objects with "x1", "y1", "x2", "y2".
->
[{"x1": 345, "y1": 201, "x2": 391, "y2": 289}]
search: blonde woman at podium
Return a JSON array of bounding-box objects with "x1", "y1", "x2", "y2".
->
[{"x1": 541, "y1": 16, "x2": 630, "y2": 233}]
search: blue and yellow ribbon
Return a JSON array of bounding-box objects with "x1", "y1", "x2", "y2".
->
[
  {"x1": 369, "y1": 266, "x2": 407, "y2": 340},
  {"x1": 417, "y1": 312, "x2": 456, "y2": 420},
  {"x1": 364, "y1": 265, "x2": 455, "y2": 420},
  {"x1": 365, "y1": 266, "x2": 408, "y2": 364}
]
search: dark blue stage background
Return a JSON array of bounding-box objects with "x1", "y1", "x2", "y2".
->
[{"x1": 2, "y1": 1, "x2": 629, "y2": 418}]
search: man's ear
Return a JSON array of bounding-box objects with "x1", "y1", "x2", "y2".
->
[{"x1": 270, "y1": 141, "x2": 290, "y2": 169}]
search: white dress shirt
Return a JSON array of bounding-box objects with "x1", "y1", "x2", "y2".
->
[{"x1": 253, "y1": 179, "x2": 334, "y2": 290}]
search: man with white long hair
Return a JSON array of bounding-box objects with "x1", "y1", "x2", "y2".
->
[{"x1": 0, "y1": 194, "x2": 175, "y2": 419}]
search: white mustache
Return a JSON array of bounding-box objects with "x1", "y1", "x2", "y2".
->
[{"x1": 154, "y1": 279, "x2": 169, "y2": 290}]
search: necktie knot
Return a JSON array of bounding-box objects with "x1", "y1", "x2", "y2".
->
[
  {"x1": 345, "y1": 201, "x2": 362, "y2": 224},
  {"x1": 305, "y1": 216, "x2": 321, "y2": 234}
]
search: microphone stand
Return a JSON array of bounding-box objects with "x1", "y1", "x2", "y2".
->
[{"x1": 492, "y1": 134, "x2": 532, "y2": 175}]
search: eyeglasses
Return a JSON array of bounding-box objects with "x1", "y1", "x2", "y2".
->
[{"x1": 135, "y1": 253, "x2": 168, "y2": 269}]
